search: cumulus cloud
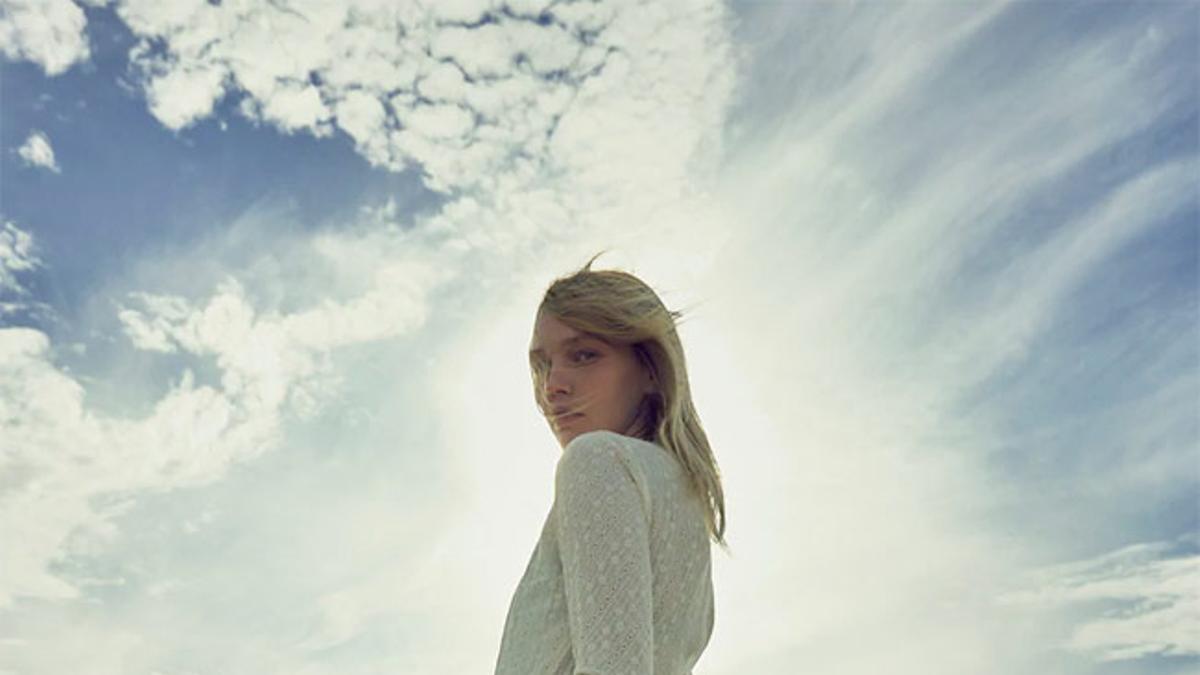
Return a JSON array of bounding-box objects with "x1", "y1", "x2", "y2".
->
[
  {"x1": 0, "y1": 4, "x2": 739, "y2": 668},
  {"x1": 97, "y1": 0, "x2": 733, "y2": 206},
  {"x1": 1, "y1": 0, "x2": 735, "y2": 251},
  {"x1": 14, "y1": 131, "x2": 61, "y2": 174},
  {"x1": 0, "y1": 0, "x2": 90, "y2": 76},
  {"x1": 0, "y1": 239, "x2": 452, "y2": 607}
]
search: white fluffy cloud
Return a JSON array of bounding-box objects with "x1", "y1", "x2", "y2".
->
[
  {"x1": 0, "y1": 229, "x2": 453, "y2": 608},
  {"x1": 15, "y1": 130, "x2": 61, "y2": 173},
  {"x1": 0, "y1": 4, "x2": 738, "y2": 662},
  {"x1": 0, "y1": 0, "x2": 90, "y2": 76},
  {"x1": 99, "y1": 0, "x2": 734, "y2": 204},
  {"x1": 1, "y1": 0, "x2": 735, "y2": 250}
]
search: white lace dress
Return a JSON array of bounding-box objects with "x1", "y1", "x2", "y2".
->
[{"x1": 494, "y1": 429, "x2": 715, "y2": 675}]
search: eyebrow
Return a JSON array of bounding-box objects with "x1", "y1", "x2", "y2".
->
[{"x1": 528, "y1": 335, "x2": 597, "y2": 357}]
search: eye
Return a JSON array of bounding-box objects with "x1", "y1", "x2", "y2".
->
[{"x1": 530, "y1": 349, "x2": 597, "y2": 372}]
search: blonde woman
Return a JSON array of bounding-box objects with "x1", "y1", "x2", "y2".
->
[{"x1": 494, "y1": 252, "x2": 729, "y2": 675}]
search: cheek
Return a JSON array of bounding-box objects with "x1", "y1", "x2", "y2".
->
[
  {"x1": 587, "y1": 362, "x2": 642, "y2": 407},
  {"x1": 587, "y1": 371, "x2": 624, "y2": 407},
  {"x1": 612, "y1": 366, "x2": 647, "y2": 405}
]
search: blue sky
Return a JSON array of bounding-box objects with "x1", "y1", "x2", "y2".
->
[{"x1": 0, "y1": 0, "x2": 1196, "y2": 673}]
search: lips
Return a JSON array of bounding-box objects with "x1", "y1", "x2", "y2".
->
[{"x1": 554, "y1": 412, "x2": 583, "y2": 426}]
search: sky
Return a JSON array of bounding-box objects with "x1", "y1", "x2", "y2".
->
[{"x1": 0, "y1": 0, "x2": 1196, "y2": 673}]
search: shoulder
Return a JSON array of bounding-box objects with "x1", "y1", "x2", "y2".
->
[
  {"x1": 556, "y1": 429, "x2": 655, "y2": 483},
  {"x1": 559, "y1": 430, "x2": 660, "y2": 470},
  {"x1": 555, "y1": 430, "x2": 654, "y2": 520},
  {"x1": 557, "y1": 430, "x2": 627, "y2": 477},
  {"x1": 564, "y1": 429, "x2": 628, "y2": 456},
  {"x1": 564, "y1": 429, "x2": 667, "y2": 457}
]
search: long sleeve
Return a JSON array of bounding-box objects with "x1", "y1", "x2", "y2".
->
[{"x1": 554, "y1": 431, "x2": 654, "y2": 675}]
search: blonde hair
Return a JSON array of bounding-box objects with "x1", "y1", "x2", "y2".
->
[{"x1": 531, "y1": 250, "x2": 729, "y2": 553}]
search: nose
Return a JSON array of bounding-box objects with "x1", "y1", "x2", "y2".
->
[{"x1": 543, "y1": 365, "x2": 573, "y2": 402}]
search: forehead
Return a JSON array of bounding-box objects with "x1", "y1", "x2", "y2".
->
[{"x1": 528, "y1": 314, "x2": 604, "y2": 354}]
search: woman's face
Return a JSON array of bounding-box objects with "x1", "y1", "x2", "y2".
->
[{"x1": 529, "y1": 311, "x2": 655, "y2": 447}]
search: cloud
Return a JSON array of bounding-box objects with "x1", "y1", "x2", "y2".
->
[
  {"x1": 14, "y1": 131, "x2": 61, "y2": 174},
  {"x1": 2, "y1": 0, "x2": 1192, "y2": 673},
  {"x1": 0, "y1": 0, "x2": 90, "y2": 76},
  {"x1": 653, "y1": 3, "x2": 1199, "y2": 673},
  {"x1": 0, "y1": 232, "x2": 451, "y2": 608},
  {"x1": 2, "y1": 0, "x2": 736, "y2": 255},
  {"x1": 93, "y1": 0, "x2": 732, "y2": 206},
  {"x1": 0, "y1": 0, "x2": 738, "y2": 622},
  {"x1": 997, "y1": 533, "x2": 1200, "y2": 661},
  {"x1": 0, "y1": 219, "x2": 42, "y2": 297},
  {"x1": 0, "y1": 218, "x2": 53, "y2": 322},
  {"x1": 0, "y1": 0, "x2": 738, "y2": 667}
]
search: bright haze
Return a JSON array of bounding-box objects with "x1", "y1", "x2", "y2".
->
[{"x1": 0, "y1": 1, "x2": 1195, "y2": 673}]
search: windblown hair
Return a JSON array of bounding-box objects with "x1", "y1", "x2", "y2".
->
[{"x1": 531, "y1": 250, "x2": 729, "y2": 554}]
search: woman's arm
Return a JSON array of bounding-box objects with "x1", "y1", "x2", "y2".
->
[{"x1": 554, "y1": 432, "x2": 654, "y2": 675}]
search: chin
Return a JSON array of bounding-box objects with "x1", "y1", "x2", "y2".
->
[{"x1": 552, "y1": 415, "x2": 588, "y2": 438}]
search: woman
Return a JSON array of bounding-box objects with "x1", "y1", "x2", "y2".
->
[{"x1": 494, "y1": 252, "x2": 729, "y2": 675}]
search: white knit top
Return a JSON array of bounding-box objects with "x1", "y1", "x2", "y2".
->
[{"x1": 494, "y1": 429, "x2": 716, "y2": 675}]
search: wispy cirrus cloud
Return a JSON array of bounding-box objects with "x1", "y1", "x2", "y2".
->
[
  {"x1": 998, "y1": 532, "x2": 1200, "y2": 661},
  {"x1": 0, "y1": 219, "x2": 57, "y2": 326},
  {"x1": 0, "y1": 219, "x2": 42, "y2": 297}
]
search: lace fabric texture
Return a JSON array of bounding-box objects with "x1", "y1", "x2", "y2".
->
[{"x1": 494, "y1": 429, "x2": 715, "y2": 675}]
